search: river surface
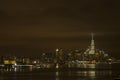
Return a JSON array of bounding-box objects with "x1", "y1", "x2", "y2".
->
[{"x1": 0, "y1": 64, "x2": 120, "y2": 80}]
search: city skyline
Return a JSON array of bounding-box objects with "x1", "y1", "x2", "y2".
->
[{"x1": 0, "y1": 0, "x2": 120, "y2": 58}]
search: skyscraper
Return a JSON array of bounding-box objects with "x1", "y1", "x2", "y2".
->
[
  {"x1": 84, "y1": 33, "x2": 95, "y2": 55},
  {"x1": 89, "y1": 33, "x2": 95, "y2": 54}
]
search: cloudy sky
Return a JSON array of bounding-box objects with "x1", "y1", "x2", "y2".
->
[{"x1": 0, "y1": 0, "x2": 120, "y2": 57}]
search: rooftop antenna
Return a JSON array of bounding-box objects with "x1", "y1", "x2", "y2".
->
[{"x1": 91, "y1": 33, "x2": 94, "y2": 40}]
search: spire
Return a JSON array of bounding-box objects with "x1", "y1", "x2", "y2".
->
[
  {"x1": 88, "y1": 33, "x2": 95, "y2": 54},
  {"x1": 91, "y1": 33, "x2": 94, "y2": 46},
  {"x1": 92, "y1": 33, "x2": 94, "y2": 40},
  {"x1": 84, "y1": 33, "x2": 95, "y2": 55}
]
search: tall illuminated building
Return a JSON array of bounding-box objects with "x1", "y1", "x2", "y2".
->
[
  {"x1": 84, "y1": 33, "x2": 95, "y2": 55},
  {"x1": 55, "y1": 48, "x2": 63, "y2": 68},
  {"x1": 55, "y1": 48, "x2": 59, "y2": 68},
  {"x1": 89, "y1": 33, "x2": 95, "y2": 54}
]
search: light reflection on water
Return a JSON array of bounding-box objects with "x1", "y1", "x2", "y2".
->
[
  {"x1": 77, "y1": 71, "x2": 96, "y2": 77},
  {"x1": 55, "y1": 71, "x2": 59, "y2": 80},
  {"x1": 76, "y1": 70, "x2": 112, "y2": 77},
  {"x1": 54, "y1": 70, "x2": 116, "y2": 80},
  {"x1": 0, "y1": 68, "x2": 120, "y2": 80}
]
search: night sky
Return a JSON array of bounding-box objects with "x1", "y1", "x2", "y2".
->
[{"x1": 0, "y1": 0, "x2": 120, "y2": 58}]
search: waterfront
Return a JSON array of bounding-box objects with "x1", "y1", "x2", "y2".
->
[
  {"x1": 0, "y1": 64, "x2": 120, "y2": 80},
  {"x1": 0, "y1": 34, "x2": 120, "y2": 80},
  {"x1": 0, "y1": 69, "x2": 120, "y2": 80}
]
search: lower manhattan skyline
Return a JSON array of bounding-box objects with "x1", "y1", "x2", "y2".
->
[{"x1": 0, "y1": 0, "x2": 120, "y2": 58}]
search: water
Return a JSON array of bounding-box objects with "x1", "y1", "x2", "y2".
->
[
  {"x1": 0, "y1": 69, "x2": 119, "y2": 80},
  {"x1": 0, "y1": 64, "x2": 120, "y2": 80}
]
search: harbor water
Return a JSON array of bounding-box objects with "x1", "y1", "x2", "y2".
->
[{"x1": 0, "y1": 63, "x2": 120, "y2": 80}]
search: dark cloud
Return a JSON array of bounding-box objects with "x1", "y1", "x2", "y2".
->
[{"x1": 0, "y1": 0, "x2": 120, "y2": 58}]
